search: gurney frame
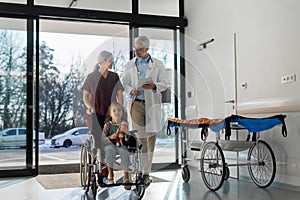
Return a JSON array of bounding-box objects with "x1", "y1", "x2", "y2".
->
[{"x1": 167, "y1": 114, "x2": 287, "y2": 191}]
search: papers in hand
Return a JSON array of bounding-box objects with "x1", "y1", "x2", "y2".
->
[{"x1": 137, "y1": 77, "x2": 153, "y2": 90}]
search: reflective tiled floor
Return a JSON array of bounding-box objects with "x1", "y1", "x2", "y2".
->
[{"x1": 1, "y1": 167, "x2": 300, "y2": 200}]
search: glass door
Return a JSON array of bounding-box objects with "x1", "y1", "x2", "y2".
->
[
  {"x1": 0, "y1": 16, "x2": 38, "y2": 176},
  {"x1": 133, "y1": 27, "x2": 179, "y2": 168},
  {"x1": 38, "y1": 19, "x2": 129, "y2": 167}
]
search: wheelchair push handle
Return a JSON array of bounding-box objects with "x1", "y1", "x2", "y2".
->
[{"x1": 128, "y1": 130, "x2": 138, "y2": 134}]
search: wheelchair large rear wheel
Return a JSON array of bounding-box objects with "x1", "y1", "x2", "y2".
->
[
  {"x1": 80, "y1": 144, "x2": 91, "y2": 192},
  {"x1": 200, "y1": 142, "x2": 226, "y2": 191},
  {"x1": 247, "y1": 140, "x2": 276, "y2": 188}
]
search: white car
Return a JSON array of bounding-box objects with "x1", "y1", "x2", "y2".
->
[
  {"x1": 0, "y1": 128, "x2": 45, "y2": 148},
  {"x1": 50, "y1": 127, "x2": 89, "y2": 148}
]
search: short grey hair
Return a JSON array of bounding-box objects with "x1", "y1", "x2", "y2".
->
[
  {"x1": 135, "y1": 36, "x2": 150, "y2": 48},
  {"x1": 98, "y1": 50, "x2": 113, "y2": 63}
]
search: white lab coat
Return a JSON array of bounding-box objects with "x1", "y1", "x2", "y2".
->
[{"x1": 122, "y1": 57, "x2": 169, "y2": 133}]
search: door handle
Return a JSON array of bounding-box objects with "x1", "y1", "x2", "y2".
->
[{"x1": 225, "y1": 100, "x2": 235, "y2": 103}]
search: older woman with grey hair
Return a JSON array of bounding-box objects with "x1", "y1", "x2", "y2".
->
[{"x1": 82, "y1": 50, "x2": 124, "y2": 147}]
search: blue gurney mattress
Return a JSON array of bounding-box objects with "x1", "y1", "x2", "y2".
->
[{"x1": 167, "y1": 114, "x2": 287, "y2": 140}]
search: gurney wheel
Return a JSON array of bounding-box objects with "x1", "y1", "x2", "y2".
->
[
  {"x1": 224, "y1": 166, "x2": 230, "y2": 180},
  {"x1": 247, "y1": 140, "x2": 276, "y2": 188},
  {"x1": 200, "y1": 142, "x2": 225, "y2": 191},
  {"x1": 182, "y1": 165, "x2": 190, "y2": 182}
]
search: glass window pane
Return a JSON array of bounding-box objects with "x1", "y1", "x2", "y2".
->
[
  {"x1": 0, "y1": 0, "x2": 25, "y2": 4},
  {"x1": 139, "y1": 0, "x2": 179, "y2": 17},
  {"x1": 19, "y1": 129, "x2": 26, "y2": 135},
  {"x1": 0, "y1": 17, "x2": 27, "y2": 169},
  {"x1": 7, "y1": 129, "x2": 17, "y2": 136},
  {"x1": 39, "y1": 19, "x2": 129, "y2": 166},
  {"x1": 35, "y1": 0, "x2": 131, "y2": 13},
  {"x1": 137, "y1": 28, "x2": 177, "y2": 165}
]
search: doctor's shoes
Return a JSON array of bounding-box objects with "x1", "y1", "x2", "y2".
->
[{"x1": 143, "y1": 174, "x2": 152, "y2": 187}]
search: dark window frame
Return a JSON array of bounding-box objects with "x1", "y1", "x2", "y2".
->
[{"x1": 0, "y1": 0, "x2": 186, "y2": 177}]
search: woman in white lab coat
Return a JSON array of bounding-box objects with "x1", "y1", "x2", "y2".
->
[{"x1": 122, "y1": 36, "x2": 168, "y2": 184}]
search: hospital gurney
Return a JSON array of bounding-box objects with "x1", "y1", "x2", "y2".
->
[{"x1": 167, "y1": 114, "x2": 287, "y2": 191}]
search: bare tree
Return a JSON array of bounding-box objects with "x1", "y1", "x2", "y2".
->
[
  {"x1": 39, "y1": 41, "x2": 86, "y2": 138},
  {"x1": 69, "y1": 54, "x2": 87, "y2": 128},
  {"x1": 0, "y1": 30, "x2": 27, "y2": 129}
]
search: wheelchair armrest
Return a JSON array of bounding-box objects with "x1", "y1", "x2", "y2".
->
[
  {"x1": 128, "y1": 130, "x2": 138, "y2": 134},
  {"x1": 126, "y1": 131, "x2": 143, "y2": 151}
]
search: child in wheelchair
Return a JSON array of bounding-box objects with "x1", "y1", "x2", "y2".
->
[{"x1": 101, "y1": 102, "x2": 131, "y2": 190}]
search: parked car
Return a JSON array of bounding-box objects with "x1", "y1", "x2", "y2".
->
[
  {"x1": 50, "y1": 127, "x2": 89, "y2": 148},
  {"x1": 0, "y1": 128, "x2": 45, "y2": 148}
]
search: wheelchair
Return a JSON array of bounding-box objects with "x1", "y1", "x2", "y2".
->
[{"x1": 80, "y1": 130, "x2": 146, "y2": 199}]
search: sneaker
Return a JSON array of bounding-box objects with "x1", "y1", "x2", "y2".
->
[
  {"x1": 143, "y1": 174, "x2": 152, "y2": 187},
  {"x1": 123, "y1": 178, "x2": 131, "y2": 190},
  {"x1": 103, "y1": 177, "x2": 108, "y2": 184}
]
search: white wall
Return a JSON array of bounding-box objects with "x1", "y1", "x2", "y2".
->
[{"x1": 185, "y1": 0, "x2": 300, "y2": 189}]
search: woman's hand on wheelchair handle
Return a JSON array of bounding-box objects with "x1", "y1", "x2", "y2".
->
[
  {"x1": 109, "y1": 133, "x2": 118, "y2": 140},
  {"x1": 86, "y1": 107, "x2": 94, "y2": 115}
]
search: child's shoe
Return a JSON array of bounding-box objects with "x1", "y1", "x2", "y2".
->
[
  {"x1": 108, "y1": 177, "x2": 114, "y2": 184},
  {"x1": 123, "y1": 178, "x2": 131, "y2": 190}
]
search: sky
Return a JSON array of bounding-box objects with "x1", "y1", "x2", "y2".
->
[{"x1": 39, "y1": 32, "x2": 109, "y2": 71}]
